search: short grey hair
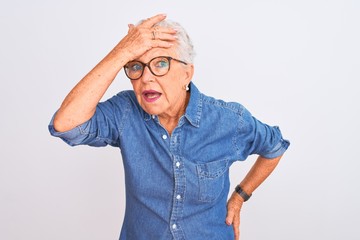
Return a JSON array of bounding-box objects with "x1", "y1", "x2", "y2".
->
[
  {"x1": 155, "y1": 20, "x2": 195, "y2": 64},
  {"x1": 137, "y1": 19, "x2": 195, "y2": 63}
]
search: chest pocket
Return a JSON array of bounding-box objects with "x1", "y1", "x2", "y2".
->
[{"x1": 196, "y1": 159, "x2": 229, "y2": 202}]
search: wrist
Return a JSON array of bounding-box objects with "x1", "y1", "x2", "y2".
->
[{"x1": 235, "y1": 185, "x2": 252, "y2": 202}]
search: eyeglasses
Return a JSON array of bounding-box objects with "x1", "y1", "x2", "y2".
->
[{"x1": 124, "y1": 56, "x2": 188, "y2": 80}]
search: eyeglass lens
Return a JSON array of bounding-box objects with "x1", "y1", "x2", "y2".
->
[{"x1": 125, "y1": 57, "x2": 170, "y2": 80}]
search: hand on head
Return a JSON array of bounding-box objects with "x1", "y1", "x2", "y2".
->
[{"x1": 119, "y1": 14, "x2": 178, "y2": 63}]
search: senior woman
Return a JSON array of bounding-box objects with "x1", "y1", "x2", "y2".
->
[{"x1": 49, "y1": 14, "x2": 290, "y2": 240}]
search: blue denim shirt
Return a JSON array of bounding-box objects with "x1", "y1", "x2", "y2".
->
[{"x1": 49, "y1": 82, "x2": 289, "y2": 240}]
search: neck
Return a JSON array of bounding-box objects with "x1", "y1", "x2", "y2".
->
[{"x1": 159, "y1": 92, "x2": 190, "y2": 135}]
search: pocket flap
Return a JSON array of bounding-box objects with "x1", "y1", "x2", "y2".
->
[{"x1": 197, "y1": 159, "x2": 229, "y2": 179}]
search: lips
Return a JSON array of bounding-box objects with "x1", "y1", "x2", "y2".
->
[{"x1": 142, "y1": 90, "x2": 162, "y2": 103}]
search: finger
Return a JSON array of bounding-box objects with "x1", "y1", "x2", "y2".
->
[
  {"x1": 152, "y1": 26, "x2": 177, "y2": 34},
  {"x1": 234, "y1": 225, "x2": 240, "y2": 240},
  {"x1": 151, "y1": 32, "x2": 177, "y2": 41},
  {"x1": 127, "y1": 24, "x2": 135, "y2": 33},
  {"x1": 151, "y1": 39, "x2": 174, "y2": 49},
  {"x1": 141, "y1": 13, "x2": 167, "y2": 28},
  {"x1": 226, "y1": 207, "x2": 235, "y2": 225},
  {"x1": 226, "y1": 207, "x2": 240, "y2": 240},
  {"x1": 233, "y1": 215, "x2": 240, "y2": 240}
]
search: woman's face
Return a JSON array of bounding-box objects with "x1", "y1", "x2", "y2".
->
[{"x1": 130, "y1": 46, "x2": 194, "y2": 118}]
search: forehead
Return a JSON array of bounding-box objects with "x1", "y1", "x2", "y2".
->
[{"x1": 138, "y1": 46, "x2": 178, "y2": 62}]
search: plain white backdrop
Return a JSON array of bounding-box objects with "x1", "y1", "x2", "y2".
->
[{"x1": 1, "y1": 0, "x2": 359, "y2": 239}]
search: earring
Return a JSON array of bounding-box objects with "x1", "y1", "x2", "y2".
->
[{"x1": 183, "y1": 84, "x2": 189, "y2": 91}]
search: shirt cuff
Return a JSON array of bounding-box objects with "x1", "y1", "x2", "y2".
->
[
  {"x1": 261, "y1": 138, "x2": 290, "y2": 159},
  {"x1": 48, "y1": 113, "x2": 90, "y2": 146}
]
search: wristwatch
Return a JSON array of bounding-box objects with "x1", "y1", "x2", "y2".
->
[{"x1": 235, "y1": 185, "x2": 252, "y2": 202}]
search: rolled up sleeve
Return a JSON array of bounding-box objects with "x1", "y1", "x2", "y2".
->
[
  {"x1": 257, "y1": 126, "x2": 290, "y2": 159},
  {"x1": 48, "y1": 115, "x2": 99, "y2": 146},
  {"x1": 235, "y1": 106, "x2": 290, "y2": 160},
  {"x1": 48, "y1": 91, "x2": 133, "y2": 148}
]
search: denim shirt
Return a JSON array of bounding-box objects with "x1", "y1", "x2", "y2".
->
[{"x1": 49, "y1": 82, "x2": 289, "y2": 240}]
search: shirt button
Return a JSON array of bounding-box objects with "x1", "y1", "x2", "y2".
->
[
  {"x1": 176, "y1": 195, "x2": 181, "y2": 200},
  {"x1": 162, "y1": 134, "x2": 167, "y2": 140},
  {"x1": 172, "y1": 224, "x2": 177, "y2": 229},
  {"x1": 176, "y1": 162, "x2": 181, "y2": 168}
]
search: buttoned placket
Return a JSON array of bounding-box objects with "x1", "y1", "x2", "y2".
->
[
  {"x1": 169, "y1": 129, "x2": 186, "y2": 240},
  {"x1": 153, "y1": 115, "x2": 186, "y2": 240}
]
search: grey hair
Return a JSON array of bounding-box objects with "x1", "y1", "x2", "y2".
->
[{"x1": 137, "y1": 19, "x2": 195, "y2": 63}]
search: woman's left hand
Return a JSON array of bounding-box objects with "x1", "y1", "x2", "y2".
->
[{"x1": 226, "y1": 191, "x2": 244, "y2": 240}]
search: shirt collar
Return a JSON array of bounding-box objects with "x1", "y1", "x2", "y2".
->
[
  {"x1": 184, "y1": 82, "x2": 202, "y2": 128},
  {"x1": 143, "y1": 82, "x2": 202, "y2": 127}
]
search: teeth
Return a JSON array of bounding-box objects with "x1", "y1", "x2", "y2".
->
[
  {"x1": 146, "y1": 93, "x2": 160, "y2": 99},
  {"x1": 148, "y1": 94, "x2": 157, "y2": 98}
]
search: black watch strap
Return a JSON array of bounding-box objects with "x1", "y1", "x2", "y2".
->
[{"x1": 235, "y1": 185, "x2": 252, "y2": 202}]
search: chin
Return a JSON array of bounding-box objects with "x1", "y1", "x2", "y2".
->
[{"x1": 141, "y1": 105, "x2": 163, "y2": 116}]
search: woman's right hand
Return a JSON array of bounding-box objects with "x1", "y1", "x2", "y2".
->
[
  {"x1": 53, "y1": 14, "x2": 176, "y2": 132},
  {"x1": 112, "y1": 13, "x2": 178, "y2": 63}
]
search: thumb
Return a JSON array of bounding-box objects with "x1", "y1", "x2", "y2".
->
[{"x1": 226, "y1": 206, "x2": 236, "y2": 225}]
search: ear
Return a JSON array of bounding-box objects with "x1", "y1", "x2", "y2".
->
[{"x1": 184, "y1": 64, "x2": 194, "y2": 85}]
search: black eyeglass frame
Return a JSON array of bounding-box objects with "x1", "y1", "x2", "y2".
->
[{"x1": 124, "y1": 56, "x2": 188, "y2": 80}]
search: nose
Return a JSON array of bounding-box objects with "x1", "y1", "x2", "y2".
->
[{"x1": 140, "y1": 65, "x2": 155, "y2": 82}]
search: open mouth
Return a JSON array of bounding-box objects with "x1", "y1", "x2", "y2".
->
[{"x1": 142, "y1": 90, "x2": 162, "y2": 102}]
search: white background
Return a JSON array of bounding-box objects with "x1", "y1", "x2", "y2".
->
[{"x1": 1, "y1": 0, "x2": 359, "y2": 239}]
